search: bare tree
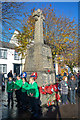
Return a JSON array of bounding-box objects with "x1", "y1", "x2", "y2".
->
[{"x1": 1, "y1": 2, "x2": 28, "y2": 42}]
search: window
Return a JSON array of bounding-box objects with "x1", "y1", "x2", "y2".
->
[
  {"x1": 14, "y1": 51, "x2": 20, "y2": 60},
  {"x1": 0, "y1": 49, "x2": 7, "y2": 59},
  {"x1": 0, "y1": 64, "x2": 7, "y2": 73}
]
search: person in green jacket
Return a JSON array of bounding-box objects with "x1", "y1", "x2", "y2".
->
[
  {"x1": 14, "y1": 75, "x2": 22, "y2": 108},
  {"x1": 23, "y1": 76, "x2": 40, "y2": 117},
  {"x1": 7, "y1": 77, "x2": 14, "y2": 107},
  {"x1": 21, "y1": 77, "x2": 29, "y2": 110}
]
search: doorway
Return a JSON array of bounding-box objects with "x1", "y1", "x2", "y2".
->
[{"x1": 14, "y1": 64, "x2": 20, "y2": 76}]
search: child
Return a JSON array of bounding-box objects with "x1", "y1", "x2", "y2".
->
[
  {"x1": 23, "y1": 76, "x2": 39, "y2": 117},
  {"x1": 7, "y1": 77, "x2": 14, "y2": 107},
  {"x1": 21, "y1": 77, "x2": 29, "y2": 110},
  {"x1": 14, "y1": 75, "x2": 22, "y2": 108},
  {"x1": 68, "y1": 75, "x2": 78, "y2": 104},
  {"x1": 60, "y1": 76, "x2": 68, "y2": 105}
]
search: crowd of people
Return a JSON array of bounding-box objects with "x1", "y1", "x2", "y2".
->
[
  {"x1": 57, "y1": 70, "x2": 80, "y2": 105},
  {"x1": 5, "y1": 70, "x2": 80, "y2": 118},
  {"x1": 6, "y1": 71, "x2": 40, "y2": 118}
]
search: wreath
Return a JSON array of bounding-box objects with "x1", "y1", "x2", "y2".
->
[{"x1": 39, "y1": 83, "x2": 61, "y2": 106}]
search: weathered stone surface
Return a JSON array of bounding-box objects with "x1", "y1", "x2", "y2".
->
[
  {"x1": 24, "y1": 43, "x2": 53, "y2": 72},
  {"x1": 33, "y1": 9, "x2": 45, "y2": 44},
  {"x1": 25, "y1": 71, "x2": 55, "y2": 87}
]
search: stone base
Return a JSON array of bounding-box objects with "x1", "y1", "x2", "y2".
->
[
  {"x1": 24, "y1": 43, "x2": 55, "y2": 105},
  {"x1": 40, "y1": 93, "x2": 47, "y2": 106}
]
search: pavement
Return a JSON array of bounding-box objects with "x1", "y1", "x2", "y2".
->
[{"x1": 1, "y1": 86, "x2": 80, "y2": 120}]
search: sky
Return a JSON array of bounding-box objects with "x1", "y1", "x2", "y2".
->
[
  {"x1": 2, "y1": 2, "x2": 78, "y2": 42},
  {"x1": 23, "y1": 2, "x2": 78, "y2": 21},
  {"x1": 37, "y1": 0, "x2": 79, "y2": 1}
]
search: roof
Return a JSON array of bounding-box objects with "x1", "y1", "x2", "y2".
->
[
  {"x1": 10, "y1": 30, "x2": 19, "y2": 46},
  {"x1": 0, "y1": 41, "x2": 16, "y2": 49}
]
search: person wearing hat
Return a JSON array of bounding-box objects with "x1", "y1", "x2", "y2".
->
[
  {"x1": 14, "y1": 75, "x2": 22, "y2": 108},
  {"x1": 23, "y1": 75, "x2": 39, "y2": 118},
  {"x1": 21, "y1": 72, "x2": 27, "y2": 79},
  {"x1": 7, "y1": 77, "x2": 14, "y2": 107}
]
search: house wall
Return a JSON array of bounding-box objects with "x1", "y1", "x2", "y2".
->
[{"x1": 0, "y1": 47, "x2": 22, "y2": 76}]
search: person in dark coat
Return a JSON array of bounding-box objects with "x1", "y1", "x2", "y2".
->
[
  {"x1": 68, "y1": 75, "x2": 78, "y2": 104},
  {"x1": 21, "y1": 77, "x2": 28, "y2": 110},
  {"x1": 13, "y1": 73, "x2": 17, "y2": 82},
  {"x1": 68, "y1": 71, "x2": 73, "y2": 81},
  {"x1": 0, "y1": 73, "x2": 5, "y2": 91},
  {"x1": 77, "y1": 70, "x2": 80, "y2": 88},
  {"x1": 14, "y1": 75, "x2": 22, "y2": 108},
  {"x1": 7, "y1": 70, "x2": 13, "y2": 78}
]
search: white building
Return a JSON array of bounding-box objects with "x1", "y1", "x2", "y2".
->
[
  {"x1": 0, "y1": 41, "x2": 22, "y2": 76},
  {"x1": 0, "y1": 30, "x2": 35, "y2": 78},
  {"x1": 0, "y1": 31, "x2": 22, "y2": 77}
]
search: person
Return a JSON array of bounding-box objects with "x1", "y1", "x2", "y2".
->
[
  {"x1": 68, "y1": 75, "x2": 78, "y2": 104},
  {"x1": 0, "y1": 73, "x2": 3, "y2": 90},
  {"x1": 6, "y1": 77, "x2": 14, "y2": 107},
  {"x1": 14, "y1": 75, "x2": 22, "y2": 108},
  {"x1": 21, "y1": 77, "x2": 29, "y2": 110},
  {"x1": 13, "y1": 73, "x2": 17, "y2": 82},
  {"x1": 58, "y1": 74, "x2": 63, "y2": 81},
  {"x1": 68, "y1": 71, "x2": 73, "y2": 81},
  {"x1": 1, "y1": 73, "x2": 5, "y2": 91},
  {"x1": 7, "y1": 70, "x2": 13, "y2": 78},
  {"x1": 73, "y1": 72, "x2": 78, "y2": 80},
  {"x1": 60, "y1": 76, "x2": 68, "y2": 105},
  {"x1": 73, "y1": 72, "x2": 78, "y2": 91},
  {"x1": 64, "y1": 70, "x2": 67, "y2": 76},
  {"x1": 23, "y1": 76, "x2": 40, "y2": 118},
  {"x1": 77, "y1": 70, "x2": 80, "y2": 80},
  {"x1": 77, "y1": 70, "x2": 80, "y2": 87}
]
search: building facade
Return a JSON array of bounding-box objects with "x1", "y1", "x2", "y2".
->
[{"x1": 0, "y1": 41, "x2": 22, "y2": 77}]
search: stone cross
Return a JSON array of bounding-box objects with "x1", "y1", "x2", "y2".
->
[{"x1": 33, "y1": 9, "x2": 45, "y2": 44}]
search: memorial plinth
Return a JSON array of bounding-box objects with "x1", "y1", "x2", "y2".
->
[{"x1": 24, "y1": 9, "x2": 55, "y2": 105}]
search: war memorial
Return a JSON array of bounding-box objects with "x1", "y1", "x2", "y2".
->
[{"x1": 24, "y1": 9, "x2": 55, "y2": 105}]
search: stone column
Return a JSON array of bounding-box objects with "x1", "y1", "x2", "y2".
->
[{"x1": 33, "y1": 9, "x2": 45, "y2": 44}]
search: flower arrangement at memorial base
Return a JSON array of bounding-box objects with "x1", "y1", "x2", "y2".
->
[{"x1": 39, "y1": 83, "x2": 61, "y2": 106}]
